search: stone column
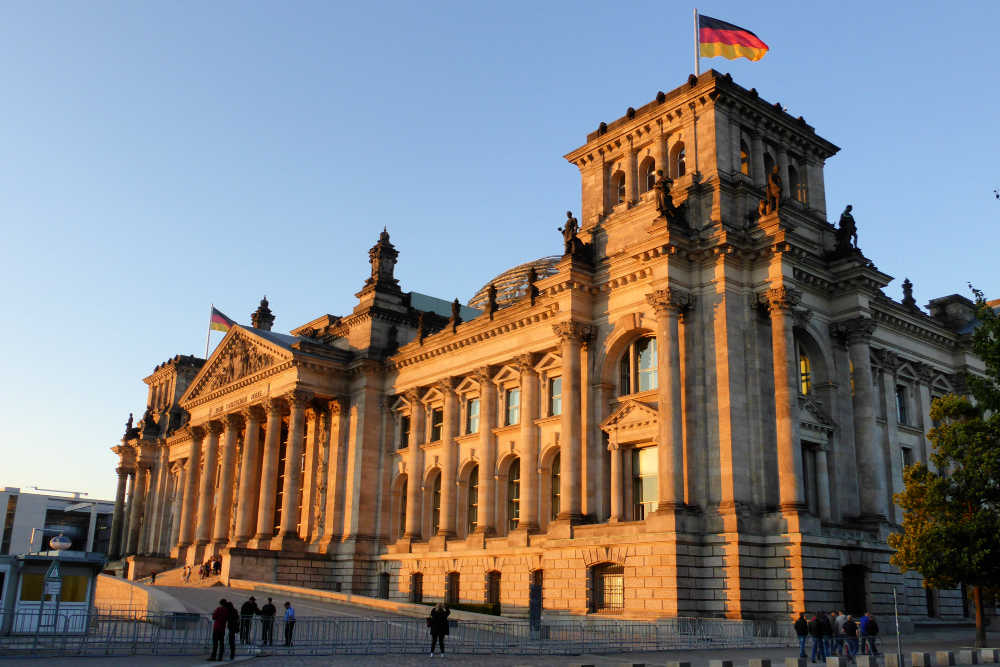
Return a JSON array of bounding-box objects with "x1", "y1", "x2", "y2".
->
[
  {"x1": 730, "y1": 119, "x2": 743, "y2": 176},
  {"x1": 438, "y1": 380, "x2": 458, "y2": 537},
  {"x1": 251, "y1": 399, "x2": 284, "y2": 548},
  {"x1": 320, "y1": 398, "x2": 346, "y2": 548},
  {"x1": 195, "y1": 421, "x2": 222, "y2": 545},
  {"x1": 274, "y1": 390, "x2": 311, "y2": 548},
  {"x1": 169, "y1": 462, "x2": 185, "y2": 549},
  {"x1": 815, "y1": 448, "x2": 832, "y2": 521},
  {"x1": 751, "y1": 131, "x2": 766, "y2": 188},
  {"x1": 178, "y1": 427, "x2": 202, "y2": 548},
  {"x1": 625, "y1": 141, "x2": 637, "y2": 204},
  {"x1": 126, "y1": 462, "x2": 149, "y2": 554},
  {"x1": 654, "y1": 128, "x2": 668, "y2": 180},
  {"x1": 108, "y1": 466, "x2": 129, "y2": 559},
  {"x1": 646, "y1": 289, "x2": 690, "y2": 514},
  {"x1": 299, "y1": 404, "x2": 323, "y2": 541},
  {"x1": 517, "y1": 355, "x2": 540, "y2": 532},
  {"x1": 212, "y1": 414, "x2": 241, "y2": 546},
  {"x1": 404, "y1": 390, "x2": 426, "y2": 539},
  {"x1": 609, "y1": 442, "x2": 623, "y2": 522},
  {"x1": 763, "y1": 287, "x2": 806, "y2": 512},
  {"x1": 120, "y1": 471, "x2": 134, "y2": 554},
  {"x1": 233, "y1": 406, "x2": 264, "y2": 546},
  {"x1": 553, "y1": 322, "x2": 591, "y2": 521},
  {"x1": 475, "y1": 369, "x2": 497, "y2": 535},
  {"x1": 844, "y1": 317, "x2": 887, "y2": 519},
  {"x1": 777, "y1": 146, "x2": 790, "y2": 198}
]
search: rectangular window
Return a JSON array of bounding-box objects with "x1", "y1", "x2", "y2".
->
[
  {"x1": 61, "y1": 575, "x2": 89, "y2": 603},
  {"x1": 548, "y1": 377, "x2": 562, "y2": 416},
  {"x1": 896, "y1": 385, "x2": 909, "y2": 424},
  {"x1": 637, "y1": 339, "x2": 658, "y2": 392},
  {"x1": 19, "y1": 573, "x2": 43, "y2": 601},
  {"x1": 430, "y1": 408, "x2": 443, "y2": 442},
  {"x1": 801, "y1": 444, "x2": 818, "y2": 515},
  {"x1": 465, "y1": 398, "x2": 480, "y2": 434},
  {"x1": 631, "y1": 446, "x2": 658, "y2": 520},
  {"x1": 1, "y1": 495, "x2": 18, "y2": 555},
  {"x1": 398, "y1": 415, "x2": 410, "y2": 449},
  {"x1": 901, "y1": 446, "x2": 914, "y2": 475},
  {"x1": 505, "y1": 388, "x2": 520, "y2": 426}
]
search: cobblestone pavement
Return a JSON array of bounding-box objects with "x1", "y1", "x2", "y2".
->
[{"x1": 0, "y1": 628, "x2": 996, "y2": 666}]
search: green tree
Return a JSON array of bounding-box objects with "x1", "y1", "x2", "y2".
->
[{"x1": 889, "y1": 288, "x2": 1000, "y2": 647}]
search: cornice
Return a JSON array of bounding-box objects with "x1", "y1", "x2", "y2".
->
[
  {"x1": 391, "y1": 302, "x2": 561, "y2": 370},
  {"x1": 870, "y1": 304, "x2": 957, "y2": 351}
]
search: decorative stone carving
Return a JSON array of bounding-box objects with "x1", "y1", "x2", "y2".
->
[
  {"x1": 450, "y1": 298, "x2": 462, "y2": 332},
  {"x1": 913, "y1": 362, "x2": 935, "y2": 386},
  {"x1": 286, "y1": 389, "x2": 314, "y2": 410},
  {"x1": 902, "y1": 278, "x2": 918, "y2": 310},
  {"x1": 552, "y1": 321, "x2": 595, "y2": 343},
  {"x1": 834, "y1": 205, "x2": 858, "y2": 254},
  {"x1": 365, "y1": 227, "x2": 399, "y2": 291},
  {"x1": 645, "y1": 288, "x2": 693, "y2": 315},
  {"x1": 251, "y1": 296, "x2": 275, "y2": 331},
  {"x1": 871, "y1": 348, "x2": 902, "y2": 373},
  {"x1": 758, "y1": 286, "x2": 802, "y2": 312},
  {"x1": 527, "y1": 268, "x2": 538, "y2": 306},
  {"x1": 486, "y1": 284, "x2": 498, "y2": 318},
  {"x1": 558, "y1": 211, "x2": 579, "y2": 255},
  {"x1": 830, "y1": 316, "x2": 876, "y2": 346},
  {"x1": 203, "y1": 334, "x2": 276, "y2": 392}
]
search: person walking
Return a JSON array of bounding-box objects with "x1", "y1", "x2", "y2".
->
[
  {"x1": 843, "y1": 614, "x2": 859, "y2": 662},
  {"x1": 182, "y1": 565, "x2": 190, "y2": 583},
  {"x1": 259, "y1": 597, "x2": 276, "y2": 646},
  {"x1": 239, "y1": 596, "x2": 259, "y2": 644},
  {"x1": 808, "y1": 612, "x2": 826, "y2": 663},
  {"x1": 834, "y1": 610, "x2": 847, "y2": 656},
  {"x1": 860, "y1": 612, "x2": 880, "y2": 655},
  {"x1": 821, "y1": 610, "x2": 834, "y2": 659},
  {"x1": 225, "y1": 600, "x2": 239, "y2": 660},
  {"x1": 428, "y1": 602, "x2": 450, "y2": 657},
  {"x1": 794, "y1": 612, "x2": 809, "y2": 658},
  {"x1": 150, "y1": 570, "x2": 157, "y2": 585},
  {"x1": 209, "y1": 598, "x2": 228, "y2": 661},
  {"x1": 283, "y1": 601, "x2": 296, "y2": 646}
]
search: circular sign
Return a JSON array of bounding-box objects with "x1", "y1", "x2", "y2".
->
[{"x1": 49, "y1": 534, "x2": 72, "y2": 551}]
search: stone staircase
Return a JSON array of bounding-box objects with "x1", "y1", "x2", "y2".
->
[{"x1": 138, "y1": 565, "x2": 224, "y2": 588}]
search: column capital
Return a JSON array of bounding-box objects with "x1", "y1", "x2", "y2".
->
[
  {"x1": 552, "y1": 321, "x2": 595, "y2": 343},
  {"x1": 830, "y1": 316, "x2": 876, "y2": 346},
  {"x1": 514, "y1": 354, "x2": 537, "y2": 376},
  {"x1": 471, "y1": 366, "x2": 493, "y2": 385},
  {"x1": 645, "y1": 288, "x2": 693, "y2": 315},
  {"x1": 264, "y1": 396, "x2": 287, "y2": 417},
  {"x1": 206, "y1": 420, "x2": 224, "y2": 436},
  {"x1": 758, "y1": 286, "x2": 802, "y2": 312},
  {"x1": 404, "y1": 388, "x2": 422, "y2": 405},
  {"x1": 115, "y1": 466, "x2": 130, "y2": 477},
  {"x1": 241, "y1": 404, "x2": 266, "y2": 422},
  {"x1": 328, "y1": 396, "x2": 347, "y2": 415},
  {"x1": 190, "y1": 424, "x2": 206, "y2": 440},
  {"x1": 285, "y1": 389, "x2": 314, "y2": 410},
  {"x1": 224, "y1": 413, "x2": 244, "y2": 429},
  {"x1": 170, "y1": 461, "x2": 185, "y2": 474},
  {"x1": 871, "y1": 347, "x2": 902, "y2": 374},
  {"x1": 434, "y1": 378, "x2": 456, "y2": 396},
  {"x1": 137, "y1": 460, "x2": 152, "y2": 471},
  {"x1": 913, "y1": 361, "x2": 935, "y2": 386}
]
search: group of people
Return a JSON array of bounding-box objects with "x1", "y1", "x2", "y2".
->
[
  {"x1": 179, "y1": 556, "x2": 223, "y2": 583},
  {"x1": 208, "y1": 596, "x2": 295, "y2": 661},
  {"x1": 794, "y1": 610, "x2": 880, "y2": 663}
]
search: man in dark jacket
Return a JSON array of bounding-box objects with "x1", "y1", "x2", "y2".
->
[
  {"x1": 225, "y1": 600, "x2": 239, "y2": 660},
  {"x1": 860, "y1": 612, "x2": 880, "y2": 655},
  {"x1": 809, "y1": 613, "x2": 826, "y2": 663},
  {"x1": 842, "y1": 615, "x2": 859, "y2": 661},
  {"x1": 209, "y1": 599, "x2": 228, "y2": 661},
  {"x1": 428, "y1": 602, "x2": 450, "y2": 657},
  {"x1": 239, "y1": 596, "x2": 259, "y2": 644},
  {"x1": 820, "y1": 611, "x2": 834, "y2": 659},
  {"x1": 259, "y1": 597, "x2": 276, "y2": 646},
  {"x1": 794, "y1": 612, "x2": 809, "y2": 658}
]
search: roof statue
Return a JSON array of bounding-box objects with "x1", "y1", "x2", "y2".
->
[
  {"x1": 251, "y1": 295, "x2": 275, "y2": 331},
  {"x1": 365, "y1": 227, "x2": 399, "y2": 291},
  {"x1": 764, "y1": 164, "x2": 782, "y2": 214},
  {"x1": 835, "y1": 205, "x2": 859, "y2": 255},
  {"x1": 558, "y1": 210, "x2": 579, "y2": 255}
]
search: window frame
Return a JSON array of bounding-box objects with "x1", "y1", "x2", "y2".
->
[
  {"x1": 504, "y1": 387, "x2": 521, "y2": 426},
  {"x1": 618, "y1": 336, "x2": 658, "y2": 397}
]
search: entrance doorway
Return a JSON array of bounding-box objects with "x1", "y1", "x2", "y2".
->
[{"x1": 842, "y1": 565, "x2": 867, "y2": 615}]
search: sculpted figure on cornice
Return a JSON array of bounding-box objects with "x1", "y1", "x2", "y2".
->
[
  {"x1": 871, "y1": 348, "x2": 902, "y2": 373},
  {"x1": 205, "y1": 335, "x2": 276, "y2": 392}
]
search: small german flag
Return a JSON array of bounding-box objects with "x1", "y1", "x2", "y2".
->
[
  {"x1": 699, "y1": 15, "x2": 769, "y2": 62},
  {"x1": 209, "y1": 306, "x2": 236, "y2": 333}
]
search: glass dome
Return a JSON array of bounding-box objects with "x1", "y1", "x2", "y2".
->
[{"x1": 468, "y1": 256, "x2": 561, "y2": 311}]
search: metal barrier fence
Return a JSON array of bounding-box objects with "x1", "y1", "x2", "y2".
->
[{"x1": 0, "y1": 610, "x2": 795, "y2": 658}]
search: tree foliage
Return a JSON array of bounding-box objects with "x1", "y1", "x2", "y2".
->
[{"x1": 888, "y1": 288, "x2": 1000, "y2": 645}]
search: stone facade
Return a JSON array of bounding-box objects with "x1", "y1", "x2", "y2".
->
[{"x1": 110, "y1": 70, "x2": 987, "y2": 623}]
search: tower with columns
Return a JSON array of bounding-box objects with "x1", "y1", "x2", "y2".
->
[{"x1": 111, "y1": 70, "x2": 986, "y2": 622}]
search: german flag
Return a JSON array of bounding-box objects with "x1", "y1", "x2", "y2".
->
[
  {"x1": 209, "y1": 306, "x2": 236, "y2": 333},
  {"x1": 699, "y1": 15, "x2": 769, "y2": 62}
]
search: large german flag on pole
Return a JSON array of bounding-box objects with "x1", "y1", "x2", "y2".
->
[{"x1": 698, "y1": 14, "x2": 769, "y2": 62}]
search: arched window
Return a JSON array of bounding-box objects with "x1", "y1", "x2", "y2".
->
[
  {"x1": 799, "y1": 350, "x2": 812, "y2": 395},
  {"x1": 486, "y1": 570, "x2": 501, "y2": 612},
  {"x1": 430, "y1": 474, "x2": 442, "y2": 535},
  {"x1": 550, "y1": 453, "x2": 561, "y2": 519},
  {"x1": 590, "y1": 563, "x2": 624, "y2": 613},
  {"x1": 788, "y1": 165, "x2": 801, "y2": 203},
  {"x1": 672, "y1": 143, "x2": 686, "y2": 178},
  {"x1": 740, "y1": 140, "x2": 751, "y2": 176},
  {"x1": 639, "y1": 157, "x2": 656, "y2": 193},
  {"x1": 618, "y1": 336, "x2": 658, "y2": 396},
  {"x1": 507, "y1": 459, "x2": 521, "y2": 532},
  {"x1": 410, "y1": 572, "x2": 423, "y2": 603},
  {"x1": 467, "y1": 465, "x2": 479, "y2": 534},
  {"x1": 611, "y1": 170, "x2": 626, "y2": 204},
  {"x1": 446, "y1": 571, "x2": 460, "y2": 605}
]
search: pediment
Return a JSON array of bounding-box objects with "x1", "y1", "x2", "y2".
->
[
  {"x1": 799, "y1": 395, "x2": 834, "y2": 438},
  {"x1": 600, "y1": 399, "x2": 659, "y2": 441},
  {"x1": 181, "y1": 327, "x2": 293, "y2": 405}
]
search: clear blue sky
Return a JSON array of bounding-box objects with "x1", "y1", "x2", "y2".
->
[{"x1": 1, "y1": 1, "x2": 996, "y2": 500}]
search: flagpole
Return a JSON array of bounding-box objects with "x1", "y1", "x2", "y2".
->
[
  {"x1": 693, "y1": 8, "x2": 700, "y2": 76},
  {"x1": 205, "y1": 303, "x2": 213, "y2": 359}
]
